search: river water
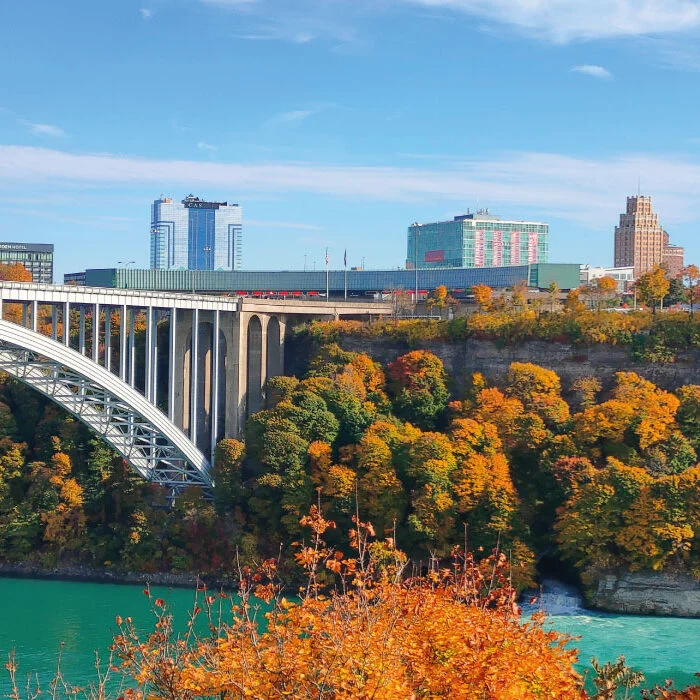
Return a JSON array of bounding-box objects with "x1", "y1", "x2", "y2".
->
[{"x1": 0, "y1": 577, "x2": 698, "y2": 694}]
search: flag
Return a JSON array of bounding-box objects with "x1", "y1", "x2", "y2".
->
[
  {"x1": 344, "y1": 249, "x2": 347, "y2": 268},
  {"x1": 325, "y1": 247, "x2": 329, "y2": 267}
]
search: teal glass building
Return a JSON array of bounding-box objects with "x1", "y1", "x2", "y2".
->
[{"x1": 407, "y1": 211, "x2": 548, "y2": 270}]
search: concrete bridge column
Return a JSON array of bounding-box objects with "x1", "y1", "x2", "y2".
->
[
  {"x1": 259, "y1": 314, "x2": 270, "y2": 401},
  {"x1": 93, "y1": 303, "x2": 100, "y2": 363},
  {"x1": 173, "y1": 308, "x2": 191, "y2": 433},
  {"x1": 63, "y1": 301, "x2": 70, "y2": 346},
  {"x1": 220, "y1": 310, "x2": 241, "y2": 439},
  {"x1": 104, "y1": 308, "x2": 112, "y2": 373},
  {"x1": 278, "y1": 316, "x2": 288, "y2": 375},
  {"x1": 120, "y1": 305, "x2": 128, "y2": 381},
  {"x1": 169, "y1": 307, "x2": 177, "y2": 423},
  {"x1": 79, "y1": 307, "x2": 86, "y2": 355}
]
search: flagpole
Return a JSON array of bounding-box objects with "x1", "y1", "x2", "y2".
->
[
  {"x1": 344, "y1": 249, "x2": 348, "y2": 301},
  {"x1": 325, "y1": 247, "x2": 330, "y2": 302}
]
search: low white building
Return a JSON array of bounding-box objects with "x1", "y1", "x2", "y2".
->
[{"x1": 580, "y1": 265, "x2": 634, "y2": 292}]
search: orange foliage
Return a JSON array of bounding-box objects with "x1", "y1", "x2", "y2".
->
[
  {"x1": 112, "y1": 509, "x2": 586, "y2": 699},
  {"x1": 472, "y1": 283, "x2": 493, "y2": 311},
  {"x1": 0, "y1": 263, "x2": 32, "y2": 282}
]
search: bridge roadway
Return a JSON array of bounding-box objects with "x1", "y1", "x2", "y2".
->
[{"x1": 0, "y1": 282, "x2": 392, "y2": 491}]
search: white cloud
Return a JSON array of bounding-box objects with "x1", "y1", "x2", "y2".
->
[
  {"x1": 572, "y1": 64, "x2": 613, "y2": 79},
  {"x1": 197, "y1": 141, "x2": 218, "y2": 153},
  {"x1": 402, "y1": 0, "x2": 700, "y2": 42},
  {"x1": 20, "y1": 121, "x2": 66, "y2": 137},
  {"x1": 139, "y1": 8, "x2": 153, "y2": 20},
  {"x1": 199, "y1": 0, "x2": 700, "y2": 44},
  {"x1": 265, "y1": 102, "x2": 337, "y2": 127},
  {"x1": 3, "y1": 145, "x2": 700, "y2": 229},
  {"x1": 272, "y1": 109, "x2": 316, "y2": 124}
]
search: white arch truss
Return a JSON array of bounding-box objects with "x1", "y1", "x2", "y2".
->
[{"x1": 0, "y1": 319, "x2": 211, "y2": 491}]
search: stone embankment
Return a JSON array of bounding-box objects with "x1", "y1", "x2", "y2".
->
[
  {"x1": 586, "y1": 570, "x2": 700, "y2": 618},
  {"x1": 0, "y1": 562, "x2": 234, "y2": 590},
  {"x1": 335, "y1": 337, "x2": 700, "y2": 393}
]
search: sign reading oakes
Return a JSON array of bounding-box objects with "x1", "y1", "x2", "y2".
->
[{"x1": 183, "y1": 200, "x2": 221, "y2": 209}]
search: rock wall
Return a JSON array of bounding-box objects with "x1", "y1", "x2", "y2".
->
[
  {"x1": 335, "y1": 337, "x2": 700, "y2": 394},
  {"x1": 587, "y1": 570, "x2": 700, "y2": 618}
]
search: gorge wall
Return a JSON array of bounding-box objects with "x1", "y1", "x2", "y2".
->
[{"x1": 329, "y1": 337, "x2": 700, "y2": 395}]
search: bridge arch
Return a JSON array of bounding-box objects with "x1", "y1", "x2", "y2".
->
[
  {"x1": 246, "y1": 315, "x2": 263, "y2": 416},
  {"x1": 266, "y1": 316, "x2": 282, "y2": 380},
  {"x1": 0, "y1": 319, "x2": 211, "y2": 490}
]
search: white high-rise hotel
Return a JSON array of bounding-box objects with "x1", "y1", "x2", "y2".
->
[{"x1": 150, "y1": 195, "x2": 242, "y2": 271}]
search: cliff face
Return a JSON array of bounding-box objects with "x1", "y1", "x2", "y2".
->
[
  {"x1": 587, "y1": 571, "x2": 700, "y2": 618},
  {"x1": 334, "y1": 337, "x2": 700, "y2": 394}
]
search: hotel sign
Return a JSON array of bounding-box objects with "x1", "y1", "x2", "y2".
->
[{"x1": 184, "y1": 200, "x2": 220, "y2": 209}]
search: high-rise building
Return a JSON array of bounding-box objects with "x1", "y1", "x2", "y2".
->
[
  {"x1": 407, "y1": 210, "x2": 548, "y2": 270},
  {"x1": 662, "y1": 241, "x2": 685, "y2": 279},
  {"x1": 150, "y1": 195, "x2": 242, "y2": 271},
  {"x1": 613, "y1": 196, "x2": 669, "y2": 277},
  {"x1": 0, "y1": 242, "x2": 54, "y2": 283}
]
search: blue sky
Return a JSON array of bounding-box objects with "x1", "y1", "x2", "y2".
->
[{"x1": 2, "y1": 0, "x2": 700, "y2": 280}]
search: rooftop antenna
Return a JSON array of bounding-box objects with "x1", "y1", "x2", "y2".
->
[{"x1": 637, "y1": 177, "x2": 641, "y2": 197}]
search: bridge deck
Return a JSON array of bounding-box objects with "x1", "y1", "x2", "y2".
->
[{"x1": 0, "y1": 282, "x2": 393, "y2": 315}]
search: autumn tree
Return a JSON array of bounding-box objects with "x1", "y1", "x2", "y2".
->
[
  {"x1": 213, "y1": 439, "x2": 246, "y2": 513},
  {"x1": 504, "y1": 362, "x2": 570, "y2": 427},
  {"x1": 510, "y1": 280, "x2": 528, "y2": 309},
  {"x1": 676, "y1": 385, "x2": 700, "y2": 451},
  {"x1": 636, "y1": 265, "x2": 671, "y2": 314},
  {"x1": 581, "y1": 276, "x2": 618, "y2": 313},
  {"x1": 0, "y1": 263, "x2": 32, "y2": 282},
  {"x1": 0, "y1": 263, "x2": 33, "y2": 324},
  {"x1": 471, "y1": 283, "x2": 493, "y2": 312},
  {"x1": 547, "y1": 281, "x2": 560, "y2": 312},
  {"x1": 564, "y1": 287, "x2": 586, "y2": 313},
  {"x1": 571, "y1": 376, "x2": 602, "y2": 411},
  {"x1": 387, "y1": 350, "x2": 449, "y2": 430},
  {"x1": 425, "y1": 284, "x2": 452, "y2": 311},
  {"x1": 682, "y1": 264, "x2": 700, "y2": 316}
]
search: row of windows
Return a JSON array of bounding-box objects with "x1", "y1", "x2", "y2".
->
[{"x1": 0, "y1": 252, "x2": 53, "y2": 261}]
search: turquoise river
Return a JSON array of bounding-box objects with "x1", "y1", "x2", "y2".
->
[{"x1": 0, "y1": 577, "x2": 698, "y2": 695}]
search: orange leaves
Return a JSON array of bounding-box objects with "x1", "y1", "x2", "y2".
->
[
  {"x1": 113, "y1": 507, "x2": 585, "y2": 700},
  {"x1": 472, "y1": 283, "x2": 493, "y2": 311},
  {"x1": 0, "y1": 263, "x2": 32, "y2": 282}
]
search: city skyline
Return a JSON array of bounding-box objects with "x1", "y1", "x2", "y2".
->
[{"x1": 2, "y1": 2, "x2": 700, "y2": 280}]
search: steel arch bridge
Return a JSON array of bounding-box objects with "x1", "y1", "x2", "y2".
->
[
  {"x1": 0, "y1": 319, "x2": 212, "y2": 490},
  {"x1": 0, "y1": 282, "x2": 392, "y2": 493}
]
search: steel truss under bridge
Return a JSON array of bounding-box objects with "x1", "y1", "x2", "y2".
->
[{"x1": 0, "y1": 319, "x2": 211, "y2": 492}]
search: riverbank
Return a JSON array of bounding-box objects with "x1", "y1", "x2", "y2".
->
[
  {"x1": 4, "y1": 560, "x2": 700, "y2": 620},
  {"x1": 585, "y1": 569, "x2": 700, "y2": 618},
  {"x1": 0, "y1": 562, "x2": 236, "y2": 591}
]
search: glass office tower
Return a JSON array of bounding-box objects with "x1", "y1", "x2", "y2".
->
[
  {"x1": 407, "y1": 211, "x2": 548, "y2": 270},
  {"x1": 150, "y1": 195, "x2": 242, "y2": 271}
]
